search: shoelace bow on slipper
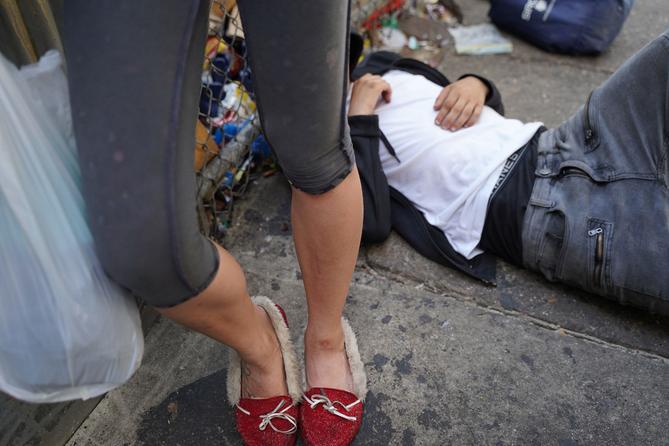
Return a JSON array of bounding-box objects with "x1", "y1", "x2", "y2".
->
[
  {"x1": 302, "y1": 392, "x2": 361, "y2": 422},
  {"x1": 237, "y1": 398, "x2": 298, "y2": 434}
]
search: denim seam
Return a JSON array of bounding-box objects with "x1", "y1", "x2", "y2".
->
[
  {"x1": 607, "y1": 171, "x2": 659, "y2": 181},
  {"x1": 552, "y1": 210, "x2": 569, "y2": 280},
  {"x1": 571, "y1": 162, "x2": 659, "y2": 182},
  {"x1": 661, "y1": 134, "x2": 669, "y2": 188},
  {"x1": 524, "y1": 178, "x2": 551, "y2": 269},
  {"x1": 533, "y1": 213, "x2": 551, "y2": 275},
  {"x1": 660, "y1": 36, "x2": 669, "y2": 187},
  {"x1": 604, "y1": 221, "x2": 614, "y2": 291}
]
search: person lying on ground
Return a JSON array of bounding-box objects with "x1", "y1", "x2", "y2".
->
[{"x1": 347, "y1": 30, "x2": 669, "y2": 316}]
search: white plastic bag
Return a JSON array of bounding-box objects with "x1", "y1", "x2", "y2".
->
[
  {"x1": 18, "y1": 50, "x2": 75, "y2": 148},
  {"x1": 0, "y1": 51, "x2": 144, "y2": 403}
]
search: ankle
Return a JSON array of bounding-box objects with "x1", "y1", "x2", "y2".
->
[
  {"x1": 304, "y1": 326, "x2": 345, "y2": 353},
  {"x1": 304, "y1": 326, "x2": 353, "y2": 392},
  {"x1": 242, "y1": 307, "x2": 282, "y2": 371}
]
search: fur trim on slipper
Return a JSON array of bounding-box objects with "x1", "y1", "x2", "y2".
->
[
  {"x1": 301, "y1": 317, "x2": 368, "y2": 401},
  {"x1": 226, "y1": 296, "x2": 301, "y2": 405},
  {"x1": 342, "y1": 317, "x2": 368, "y2": 401}
]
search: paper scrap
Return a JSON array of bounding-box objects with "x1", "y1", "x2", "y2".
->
[{"x1": 449, "y1": 23, "x2": 513, "y2": 55}]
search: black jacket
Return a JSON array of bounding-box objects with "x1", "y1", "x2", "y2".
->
[{"x1": 349, "y1": 51, "x2": 505, "y2": 285}]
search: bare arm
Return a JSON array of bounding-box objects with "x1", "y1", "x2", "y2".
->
[
  {"x1": 433, "y1": 76, "x2": 490, "y2": 131},
  {"x1": 348, "y1": 74, "x2": 392, "y2": 116}
]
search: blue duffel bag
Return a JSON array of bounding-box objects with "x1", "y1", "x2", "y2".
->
[{"x1": 489, "y1": 0, "x2": 635, "y2": 55}]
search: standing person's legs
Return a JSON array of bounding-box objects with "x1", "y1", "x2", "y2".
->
[
  {"x1": 292, "y1": 172, "x2": 363, "y2": 391},
  {"x1": 63, "y1": 0, "x2": 288, "y2": 399},
  {"x1": 237, "y1": 0, "x2": 363, "y2": 391}
]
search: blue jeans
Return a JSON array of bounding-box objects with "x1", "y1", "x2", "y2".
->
[{"x1": 522, "y1": 30, "x2": 669, "y2": 315}]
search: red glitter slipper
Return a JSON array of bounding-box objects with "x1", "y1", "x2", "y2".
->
[
  {"x1": 299, "y1": 318, "x2": 367, "y2": 446},
  {"x1": 226, "y1": 296, "x2": 302, "y2": 446}
]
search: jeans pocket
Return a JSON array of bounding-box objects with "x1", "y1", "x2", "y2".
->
[
  {"x1": 536, "y1": 210, "x2": 567, "y2": 282},
  {"x1": 586, "y1": 218, "x2": 614, "y2": 293}
]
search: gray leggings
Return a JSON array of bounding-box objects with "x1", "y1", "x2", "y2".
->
[{"x1": 62, "y1": 0, "x2": 353, "y2": 307}]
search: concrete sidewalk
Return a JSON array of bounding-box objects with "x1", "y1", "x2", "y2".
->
[{"x1": 13, "y1": 1, "x2": 669, "y2": 445}]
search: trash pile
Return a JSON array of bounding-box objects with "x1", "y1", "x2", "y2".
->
[
  {"x1": 352, "y1": 0, "x2": 512, "y2": 66},
  {"x1": 352, "y1": 0, "x2": 458, "y2": 66},
  {"x1": 195, "y1": 1, "x2": 276, "y2": 240}
]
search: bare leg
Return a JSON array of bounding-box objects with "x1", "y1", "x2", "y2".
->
[
  {"x1": 158, "y1": 244, "x2": 287, "y2": 399},
  {"x1": 234, "y1": 0, "x2": 362, "y2": 390},
  {"x1": 292, "y1": 168, "x2": 364, "y2": 391}
]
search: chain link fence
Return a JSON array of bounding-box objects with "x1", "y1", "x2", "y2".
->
[{"x1": 195, "y1": 1, "x2": 262, "y2": 240}]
